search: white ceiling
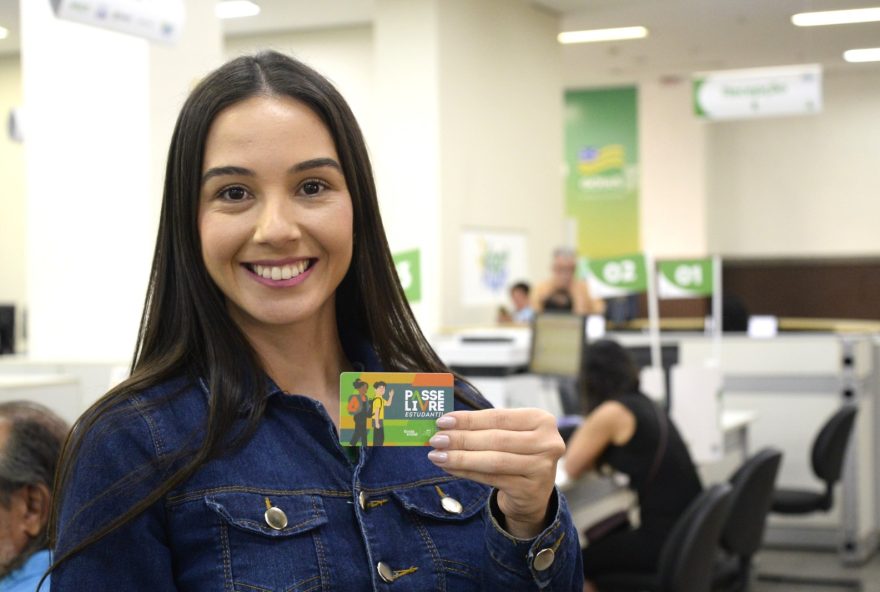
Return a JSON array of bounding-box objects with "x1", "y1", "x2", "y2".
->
[{"x1": 2, "y1": 0, "x2": 880, "y2": 83}]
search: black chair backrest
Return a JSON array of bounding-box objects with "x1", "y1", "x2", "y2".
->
[
  {"x1": 658, "y1": 483, "x2": 734, "y2": 592},
  {"x1": 721, "y1": 448, "x2": 783, "y2": 558},
  {"x1": 811, "y1": 406, "x2": 858, "y2": 486}
]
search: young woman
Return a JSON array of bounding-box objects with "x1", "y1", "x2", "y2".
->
[
  {"x1": 564, "y1": 340, "x2": 701, "y2": 590},
  {"x1": 49, "y1": 51, "x2": 581, "y2": 591}
]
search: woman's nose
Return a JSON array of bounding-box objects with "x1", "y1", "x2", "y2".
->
[{"x1": 253, "y1": 194, "x2": 302, "y2": 245}]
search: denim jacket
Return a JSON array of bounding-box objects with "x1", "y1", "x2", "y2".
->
[{"x1": 53, "y1": 336, "x2": 582, "y2": 591}]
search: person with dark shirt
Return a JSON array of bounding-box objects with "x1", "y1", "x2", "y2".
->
[
  {"x1": 564, "y1": 340, "x2": 702, "y2": 591},
  {"x1": 533, "y1": 248, "x2": 605, "y2": 315},
  {"x1": 348, "y1": 379, "x2": 371, "y2": 446}
]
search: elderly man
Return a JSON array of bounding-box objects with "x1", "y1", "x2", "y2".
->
[
  {"x1": 533, "y1": 247, "x2": 606, "y2": 315},
  {"x1": 0, "y1": 401, "x2": 69, "y2": 592}
]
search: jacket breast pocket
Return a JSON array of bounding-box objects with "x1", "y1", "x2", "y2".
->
[
  {"x1": 390, "y1": 479, "x2": 490, "y2": 587},
  {"x1": 206, "y1": 492, "x2": 328, "y2": 592}
]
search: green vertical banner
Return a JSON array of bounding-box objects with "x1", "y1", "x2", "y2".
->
[
  {"x1": 393, "y1": 249, "x2": 421, "y2": 303},
  {"x1": 565, "y1": 88, "x2": 640, "y2": 258},
  {"x1": 657, "y1": 258, "x2": 715, "y2": 299},
  {"x1": 582, "y1": 253, "x2": 648, "y2": 298}
]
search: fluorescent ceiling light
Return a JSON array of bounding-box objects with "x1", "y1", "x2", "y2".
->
[
  {"x1": 792, "y1": 7, "x2": 880, "y2": 27},
  {"x1": 844, "y1": 47, "x2": 880, "y2": 62},
  {"x1": 216, "y1": 1, "x2": 261, "y2": 20},
  {"x1": 0, "y1": 26, "x2": 8, "y2": 40},
  {"x1": 558, "y1": 26, "x2": 648, "y2": 44}
]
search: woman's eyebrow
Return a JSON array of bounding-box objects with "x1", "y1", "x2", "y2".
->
[
  {"x1": 289, "y1": 157, "x2": 341, "y2": 174},
  {"x1": 201, "y1": 158, "x2": 341, "y2": 186},
  {"x1": 201, "y1": 165, "x2": 254, "y2": 185}
]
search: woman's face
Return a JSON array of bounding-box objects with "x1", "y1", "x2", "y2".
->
[{"x1": 198, "y1": 95, "x2": 354, "y2": 334}]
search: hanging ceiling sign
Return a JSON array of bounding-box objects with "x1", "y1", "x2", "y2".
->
[
  {"x1": 50, "y1": 0, "x2": 185, "y2": 45},
  {"x1": 693, "y1": 64, "x2": 822, "y2": 120}
]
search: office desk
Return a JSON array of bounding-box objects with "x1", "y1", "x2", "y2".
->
[
  {"x1": 559, "y1": 409, "x2": 755, "y2": 548},
  {"x1": 557, "y1": 469, "x2": 636, "y2": 549},
  {"x1": 680, "y1": 334, "x2": 879, "y2": 564}
]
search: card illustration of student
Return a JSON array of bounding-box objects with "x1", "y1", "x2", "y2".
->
[{"x1": 339, "y1": 372, "x2": 454, "y2": 446}]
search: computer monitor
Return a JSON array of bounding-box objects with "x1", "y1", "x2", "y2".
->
[
  {"x1": 528, "y1": 313, "x2": 586, "y2": 379},
  {"x1": 0, "y1": 305, "x2": 14, "y2": 355}
]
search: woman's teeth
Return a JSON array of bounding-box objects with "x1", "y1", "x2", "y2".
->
[{"x1": 253, "y1": 261, "x2": 308, "y2": 280}]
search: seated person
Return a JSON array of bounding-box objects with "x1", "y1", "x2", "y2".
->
[
  {"x1": 563, "y1": 340, "x2": 701, "y2": 590},
  {"x1": 497, "y1": 281, "x2": 535, "y2": 324},
  {"x1": 533, "y1": 248, "x2": 605, "y2": 315},
  {"x1": 0, "y1": 401, "x2": 69, "y2": 592}
]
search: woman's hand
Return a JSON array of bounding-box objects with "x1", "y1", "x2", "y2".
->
[{"x1": 427, "y1": 408, "x2": 566, "y2": 539}]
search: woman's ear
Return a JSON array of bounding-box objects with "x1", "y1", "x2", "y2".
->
[{"x1": 20, "y1": 483, "x2": 51, "y2": 538}]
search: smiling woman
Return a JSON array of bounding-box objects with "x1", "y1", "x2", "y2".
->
[
  {"x1": 47, "y1": 51, "x2": 582, "y2": 591},
  {"x1": 198, "y1": 96, "x2": 354, "y2": 333}
]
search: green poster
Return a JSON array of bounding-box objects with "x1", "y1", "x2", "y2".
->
[
  {"x1": 657, "y1": 258, "x2": 715, "y2": 298},
  {"x1": 565, "y1": 88, "x2": 640, "y2": 258},
  {"x1": 582, "y1": 254, "x2": 648, "y2": 298},
  {"x1": 392, "y1": 249, "x2": 421, "y2": 303}
]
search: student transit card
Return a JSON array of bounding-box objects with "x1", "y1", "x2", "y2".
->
[{"x1": 339, "y1": 372, "x2": 454, "y2": 446}]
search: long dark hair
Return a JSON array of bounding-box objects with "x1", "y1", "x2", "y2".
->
[
  {"x1": 49, "y1": 51, "x2": 483, "y2": 570},
  {"x1": 580, "y1": 339, "x2": 640, "y2": 413}
]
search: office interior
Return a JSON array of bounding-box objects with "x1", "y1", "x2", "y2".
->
[{"x1": 2, "y1": 0, "x2": 880, "y2": 589}]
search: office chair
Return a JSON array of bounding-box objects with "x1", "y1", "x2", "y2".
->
[
  {"x1": 593, "y1": 483, "x2": 734, "y2": 592},
  {"x1": 712, "y1": 448, "x2": 783, "y2": 592},
  {"x1": 758, "y1": 405, "x2": 860, "y2": 590}
]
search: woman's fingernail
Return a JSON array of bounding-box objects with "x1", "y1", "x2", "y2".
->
[
  {"x1": 436, "y1": 415, "x2": 456, "y2": 429},
  {"x1": 429, "y1": 434, "x2": 450, "y2": 448},
  {"x1": 427, "y1": 450, "x2": 448, "y2": 464}
]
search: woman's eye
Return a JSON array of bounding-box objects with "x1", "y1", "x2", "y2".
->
[
  {"x1": 301, "y1": 180, "x2": 326, "y2": 197},
  {"x1": 219, "y1": 186, "x2": 249, "y2": 201}
]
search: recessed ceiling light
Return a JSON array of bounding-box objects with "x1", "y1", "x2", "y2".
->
[
  {"x1": 844, "y1": 47, "x2": 880, "y2": 62},
  {"x1": 792, "y1": 7, "x2": 880, "y2": 27},
  {"x1": 216, "y1": 1, "x2": 261, "y2": 20},
  {"x1": 0, "y1": 26, "x2": 8, "y2": 40},
  {"x1": 558, "y1": 26, "x2": 648, "y2": 44}
]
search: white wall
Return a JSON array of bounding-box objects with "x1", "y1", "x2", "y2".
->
[
  {"x1": 150, "y1": 0, "x2": 225, "y2": 222},
  {"x1": 0, "y1": 54, "x2": 25, "y2": 348},
  {"x1": 707, "y1": 68, "x2": 880, "y2": 257},
  {"x1": 437, "y1": 0, "x2": 564, "y2": 328},
  {"x1": 224, "y1": 26, "x2": 374, "y2": 141},
  {"x1": 19, "y1": 0, "x2": 222, "y2": 361},
  {"x1": 639, "y1": 77, "x2": 708, "y2": 258}
]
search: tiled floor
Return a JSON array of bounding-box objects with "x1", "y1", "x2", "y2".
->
[{"x1": 751, "y1": 548, "x2": 880, "y2": 592}]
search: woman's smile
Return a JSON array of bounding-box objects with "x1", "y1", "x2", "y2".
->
[{"x1": 242, "y1": 257, "x2": 317, "y2": 285}]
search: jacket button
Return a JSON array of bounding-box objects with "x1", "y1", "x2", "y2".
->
[
  {"x1": 440, "y1": 496, "x2": 463, "y2": 515},
  {"x1": 264, "y1": 506, "x2": 288, "y2": 530},
  {"x1": 533, "y1": 548, "x2": 555, "y2": 571},
  {"x1": 358, "y1": 491, "x2": 367, "y2": 510},
  {"x1": 376, "y1": 561, "x2": 394, "y2": 583}
]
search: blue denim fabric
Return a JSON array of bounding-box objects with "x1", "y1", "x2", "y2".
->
[{"x1": 53, "y1": 336, "x2": 582, "y2": 591}]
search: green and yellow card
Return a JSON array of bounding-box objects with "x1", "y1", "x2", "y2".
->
[{"x1": 339, "y1": 372, "x2": 454, "y2": 446}]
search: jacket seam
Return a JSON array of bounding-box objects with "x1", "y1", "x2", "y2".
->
[
  {"x1": 168, "y1": 487, "x2": 351, "y2": 505},
  {"x1": 129, "y1": 394, "x2": 167, "y2": 458}
]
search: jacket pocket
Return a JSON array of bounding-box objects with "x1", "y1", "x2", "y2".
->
[
  {"x1": 206, "y1": 492, "x2": 328, "y2": 592},
  {"x1": 390, "y1": 479, "x2": 490, "y2": 585},
  {"x1": 390, "y1": 478, "x2": 488, "y2": 521}
]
